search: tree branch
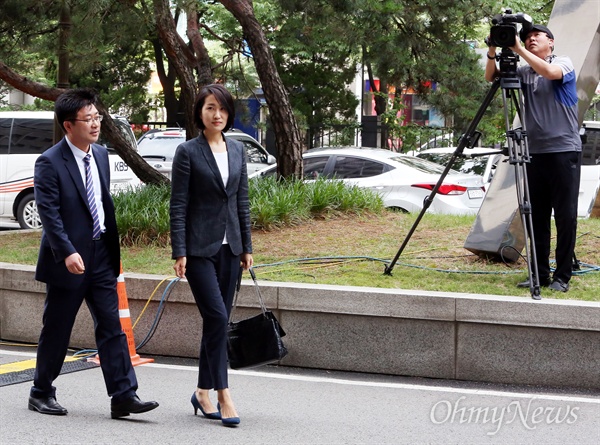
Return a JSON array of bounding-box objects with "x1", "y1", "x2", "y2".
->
[
  {"x1": 0, "y1": 60, "x2": 168, "y2": 186},
  {"x1": 0, "y1": 60, "x2": 64, "y2": 100}
]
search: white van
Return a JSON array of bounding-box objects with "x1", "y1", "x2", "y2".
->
[{"x1": 0, "y1": 111, "x2": 140, "y2": 229}]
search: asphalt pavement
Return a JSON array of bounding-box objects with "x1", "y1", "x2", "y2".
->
[
  {"x1": 1, "y1": 346, "x2": 598, "y2": 445},
  {"x1": 1, "y1": 224, "x2": 599, "y2": 444}
]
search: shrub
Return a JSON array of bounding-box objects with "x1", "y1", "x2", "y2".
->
[
  {"x1": 249, "y1": 176, "x2": 384, "y2": 228},
  {"x1": 113, "y1": 176, "x2": 384, "y2": 245},
  {"x1": 113, "y1": 184, "x2": 171, "y2": 247}
]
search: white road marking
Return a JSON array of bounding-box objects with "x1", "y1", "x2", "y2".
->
[{"x1": 2, "y1": 349, "x2": 597, "y2": 404}]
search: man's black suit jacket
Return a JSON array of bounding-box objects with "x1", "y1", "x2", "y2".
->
[{"x1": 34, "y1": 138, "x2": 120, "y2": 289}]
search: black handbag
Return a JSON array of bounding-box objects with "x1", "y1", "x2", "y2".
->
[{"x1": 227, "y1": 268, "x2": 288, "y2": 369}]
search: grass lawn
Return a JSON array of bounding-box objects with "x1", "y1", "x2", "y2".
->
[{"x1": 1, "y1": 211, "x2": 598, "y2": 301}]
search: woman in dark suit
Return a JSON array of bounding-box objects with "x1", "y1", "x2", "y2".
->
[{"x1": 170, "y1": 84, "x2": 253, "y2": 427}]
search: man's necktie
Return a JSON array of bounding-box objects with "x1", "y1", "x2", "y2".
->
[{"x1": 84, "y1": 154, "x2": 102, "y2": 239}]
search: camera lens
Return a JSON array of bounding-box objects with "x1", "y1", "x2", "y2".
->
[{"x1": 490, "y1": 24, "x2": 516, "y2": 47}]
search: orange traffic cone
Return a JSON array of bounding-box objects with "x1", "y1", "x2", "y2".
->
[{"x1": 89, "y1": 262, "x2": 154, "y2": 366}]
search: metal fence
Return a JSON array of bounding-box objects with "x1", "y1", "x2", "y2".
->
[
  {"x1": 306, "y1": 121, "x2": 455, "y2": 153},
  {"x1": 135, "y1": 120, "x2": 456, "y2": 155}
]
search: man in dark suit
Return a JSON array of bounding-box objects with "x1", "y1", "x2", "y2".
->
[{"x1": 29, "y1": 88, "x2": 158, "y2": 418}]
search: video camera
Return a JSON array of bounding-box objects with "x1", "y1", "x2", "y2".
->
[{"x1": 488, "y1": 9, "x2": 533, "y2": 48}]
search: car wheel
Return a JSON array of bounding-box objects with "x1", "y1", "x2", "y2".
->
[
  {"x1": 388, "y1": 206, "x2": 408, "y2": 213},
  {"x1": 16, "y1": 193, "x2": 42, "y2": 229}
]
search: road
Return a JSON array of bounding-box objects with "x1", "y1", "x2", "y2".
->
[{"x1": 1, "y1": 347, "x2": 598, "y2": 444}]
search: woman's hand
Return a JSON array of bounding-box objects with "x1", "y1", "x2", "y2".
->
[
  {"x1": 240, "y1": 253, "x2": 253, "y2": 270},
  {"x1": 174, "y1": 256, "x2": 187, "y2": 278}
]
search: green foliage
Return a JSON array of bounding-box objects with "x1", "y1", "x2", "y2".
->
[
  {"x1": 113, "y1": 184, "x2": 171, "y2": 247},
  {"x1": 357, "y1": 0, "x2": 492, "y2": 111},
  {"x1": 263, "y1": 1, "x2": 361, "y2": 129},
  {"x1": 0, "y1": 0, "x2": 563, "y2": 149},
  {"x1": 584, "y1": 95, "x2": 600, "y2": 121},
  {"x1": 196, "y1": 1, "x2": 260, "y2": 97},
  {"x1": 260, "y1": 0, "x2": 518, "y2": 145},
  {"x1": 396, "y1": 124, "x2": 433, "y2": 152},
  {"x1": 0, "y1": 0, "x2": 154, "y2": 118},
  {"x1": 250, "y1": 176, "x2": 311, "y2": 228},
  {"x1": 378, "y1": 92, "x2": 407, "y2": 151},
  {"x1": 0, "y1": 98, "x2": 55, "y2": 112},
  {"x1": 111, "y1": 177, "x2": 383, "y2": 246},
  {"x1": 249, "y1": 176, "x2": 384, "y2": 230}
]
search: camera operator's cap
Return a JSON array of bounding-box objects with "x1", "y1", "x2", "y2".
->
[{"x1": 520, "y1": 24, "x2": 554, "y2": 42}]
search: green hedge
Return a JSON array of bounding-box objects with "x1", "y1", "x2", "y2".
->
[{"x1": 113, "y1": 177, "x2": 384, "y2": 246}]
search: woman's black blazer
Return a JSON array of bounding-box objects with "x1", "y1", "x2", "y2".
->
[{"x1": 170, "y1": 132, "x2": 252, "y2": 259}]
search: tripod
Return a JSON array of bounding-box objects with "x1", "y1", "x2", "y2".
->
[{"x1": 384, "y1": 48, "x2": 542, "y2": 299}]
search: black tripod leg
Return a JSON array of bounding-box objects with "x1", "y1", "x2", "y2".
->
[
  {"x1": 384, "y1": 79, "x2": 501, "y2": 276},
  {"x1": 502, "y1": 85, "x2": 541, "y2": 299}
]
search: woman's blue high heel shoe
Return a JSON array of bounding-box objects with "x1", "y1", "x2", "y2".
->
[
  {"x1": 191, "y1": 393, "x2": 221, "y2": 420},
  {"x1": 217, "y1": 402, "x2": 240, "y2": 427}
]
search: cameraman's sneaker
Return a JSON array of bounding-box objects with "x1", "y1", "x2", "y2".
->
[
  {"x1": 548, "y1": 278, "x2": 569, "y2": 292},
  {"x1": 517, "y1": 277, "x2": 551, "y2": 288}
]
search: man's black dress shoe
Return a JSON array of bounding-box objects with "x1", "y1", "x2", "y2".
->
[
  {"x1": 111, "y1": 395, "x2": 159, "y2": 419},
  {"x1": 517, "y1": 277, "x2": 551, "y2": 288},
  {"x1": 548, "y1": 278, "x2": 569, "y2": 292},
  {"x1": 28, "y1": 396, "x2": 68, "y2": 415}
]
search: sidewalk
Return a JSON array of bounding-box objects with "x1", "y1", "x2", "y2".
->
[{"x1": 1, "y1": 347, "x2": 599, "y2": 445}]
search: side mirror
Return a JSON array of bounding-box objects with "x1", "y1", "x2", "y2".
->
[{"x1": 267, "y1": 155, "x2": 276, "y2": 165}]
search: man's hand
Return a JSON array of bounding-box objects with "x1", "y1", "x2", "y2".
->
[
  {"x1": 65, "y1": 253, "x2": 85, "y2": 274},
  {"x1": 509, "y1": 35, "x2": 525, "y2": 54},
  {"x1": 485, "y1": 40, "x2": 500, "y2": 82}
]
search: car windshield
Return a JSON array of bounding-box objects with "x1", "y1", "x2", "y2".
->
[
  {"x1": 138, "y1": 136, "x2": 183, "y2": 157},
  {"x1": 417, "y1": 153, "x2": 490, "y2": 176},
  {"x1": 98, "y1": 118, "x2": 137, "y2": 151},
  {"x1": 389, "y1": 155, "x2": 459, "y2": 175}
]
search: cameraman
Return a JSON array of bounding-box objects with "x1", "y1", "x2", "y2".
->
[{"x1": 485, "y1": 24, "x2": 581, "y2": 293}]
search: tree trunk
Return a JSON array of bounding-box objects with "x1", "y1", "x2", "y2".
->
[
  {"x1": 0, "y1": 60, "x2": 168, "y2": 186},
  {"x1": 152, "y1": 39, "x2": 180, "y2": 125},
  {"x1": 153, "y1": 0, "x2": 200, "y2": 138},
  {"x1": 219, "y1": 0, "x2": 304, "y2": 179},
  {"x1": 96, "y1": 102, "x2": 169, "y2": 186},
  {"x1": 185, "y1": 2, "x2": 213, "y2": 86}
]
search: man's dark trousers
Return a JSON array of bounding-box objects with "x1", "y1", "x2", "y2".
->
[
  {"x1": 526, "y1": 151, "x2": 581, "y2": 284},
  {"x1": 31, "y1": 238, "x2": 138, "y2": 402}
]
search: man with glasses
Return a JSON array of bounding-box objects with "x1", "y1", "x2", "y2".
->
[
  {"x1": 485, "y1": 24, "x2": 581, "y2": 293},
  {"x1": 29, "y1": 88, "x2": 159, "y2": 418}
]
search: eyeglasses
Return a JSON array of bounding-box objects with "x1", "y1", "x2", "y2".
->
[{"x1": 71, "y1": 115, "x2": 103, "y2": 125}]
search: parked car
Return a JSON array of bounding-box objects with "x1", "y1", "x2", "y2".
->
[
  {"x1": 250, "y1": 147, "x2": 487, "y2": 215},
  {"x1": 137, "y1": 128, "x2": 275, "y2": 178},
  {"x1": 418, "y1": 132, "x2": 455, "y2": 150},
  {"x1": 416, "y1": 129, "x2": 600, "y2": 218},
  {"x1": 413, "y1": 147, "x2": 504, "y2": 185},
  {"x1": 0, "y1": 111, "x2": 140, "y2": 229},
  {"x1": 580, "y1": 120, "x2": 600, "y2": 217}
]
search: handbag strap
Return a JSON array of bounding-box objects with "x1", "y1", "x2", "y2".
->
[{"x1": 229, "y1": 267, "x2": 268, "y2": 322}]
